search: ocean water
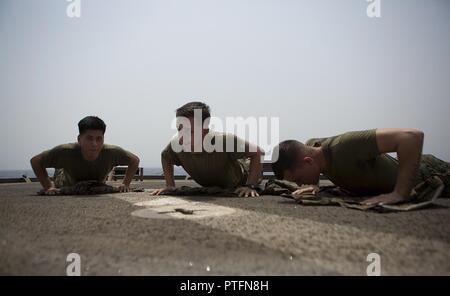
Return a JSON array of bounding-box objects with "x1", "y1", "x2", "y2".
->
[
  {"x1": 0, "y1": 167, "x2": 187, "y2": 178},
  {"x1": 0, "y1": 169, "x2": 46, "y2": 179}
]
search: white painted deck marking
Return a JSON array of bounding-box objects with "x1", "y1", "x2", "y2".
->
[{"x1": 131, "y1": 197, "x2": 236, "y2": 220}]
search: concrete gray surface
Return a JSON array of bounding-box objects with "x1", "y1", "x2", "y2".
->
[{"x1": 1, "y1": 180, "x2": 449, "y2": 275}]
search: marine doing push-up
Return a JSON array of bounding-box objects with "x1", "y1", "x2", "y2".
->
[{"x1": 271, "y1": 129, "x2": 450, "y2": 205}]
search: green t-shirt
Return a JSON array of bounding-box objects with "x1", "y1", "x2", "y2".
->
[
  {"x1": 161, "y1": 131, "x2": 249, "y2": 188},
  {"x1": 40, "y1": 143, "x2": 133, "y2": 186},
  {"x1": 306, "y1": 129, "x2": 399, "y2": 195}
]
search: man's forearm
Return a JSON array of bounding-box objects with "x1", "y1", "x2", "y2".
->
[
  {"x1": 123, "y1": 158, "x2": 139, "y2": 187},
  {"x1": 162, "y1": 157, "x2": 175, "y2": 187},
  {"x1": 30, "y1": 157, "x2": 52, "y2": 190},
  {"x1": 245, "y1": 153, "x2": 262, "y2": 185},
  {"x1": 394, "y1": 132, "x2": 424, "y2": 197}
]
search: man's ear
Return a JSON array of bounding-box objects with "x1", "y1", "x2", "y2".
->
[
  {"x1": 304, "y1": 157, "x2": 314, "y2": 165},
  {"x1": 77, "y1": 135, "x2": 81, "y2": 144}
]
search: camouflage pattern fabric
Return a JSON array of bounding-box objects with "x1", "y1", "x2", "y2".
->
[
  {"x1": 418, "y1": 155, "x2": 450, "y2": 197},
  {"x1": 263, "y1": 176, "x2": 446, "y2": 212},
  {"x1": 53, "y1": 168, "x2": 67, "y2": 188},
  {"x1": 38, "y1": 180, "x2": 144, "y2": 196},
  {"x1": 152, "y1": 182, "x2": 265, "y2": 197}
]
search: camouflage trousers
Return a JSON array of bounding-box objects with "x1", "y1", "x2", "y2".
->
[
  {"x1": 53, "y1": 169, "x2": 67, "y2": 188},
  {"x1": 38, "y1": 180, "x2": 145, "y2": 196},
  {"x1": 417, "y1": 154, "x2": 450, "y2": 197}
]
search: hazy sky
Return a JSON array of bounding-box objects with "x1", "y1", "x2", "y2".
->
[{"x1": 1, "y1": 0, "x2": 449, "y2": 169}]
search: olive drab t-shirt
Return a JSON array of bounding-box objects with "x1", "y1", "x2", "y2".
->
[
  {"x1": 40, "y1": 143, "x2": 133, "y2": 186},
  {"x1": 306, "y1": 129, "x2": 399, "y2": 195},
  {"x1": 161, "y1": 131, "x2": 250, "y2": 188}
]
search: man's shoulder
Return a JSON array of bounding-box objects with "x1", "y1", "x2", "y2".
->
[
  {"x1": 40, "y1": 144, "x2": 79, "y2": 164},
  {"x1": 324, "y1": 129, "x2": 379, "y2": 163},
  {"x1": 339, "y1": 129, "x2": 377, "y2": 141},
  {"x1": 101, "y1": 144, "x2": 129, "y2": 155},
  {"x1": 319, "y1": 130, "x2": 377, "y2": 147},
  {"x1": 48, "y1": 143, "x2": 79, "y2": 152},
  {"x1": 102, "y1": 144, "x2": 124, "y2": 151}
]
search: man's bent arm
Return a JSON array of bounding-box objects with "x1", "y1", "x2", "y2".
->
[
  {"x1": 30, "y1": 154, "x2": 53, "y2": 190},
  {"x1": 244, "y1": 143, "x2": 263, "y2": 186},
  {"x1": 122, "y1": 154, "x2": 140, "y2": 187},
  {"x1": 375, "y1": 128, "x2": 424, "y2": 198},
  {"x1": 161, "y1": 155, "x2": 176, "y2": 188}
]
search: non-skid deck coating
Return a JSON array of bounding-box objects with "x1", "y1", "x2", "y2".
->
[{"x1": 1, "y1": 180, "x2": 449, "y2": 275}]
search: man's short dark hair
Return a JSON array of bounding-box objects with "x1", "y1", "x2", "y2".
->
[
  {"x1": 176, "y1": 101, "x2": 211, "y2": 123},
  {"x1": 271, "y1": 140, "x2": 305, "y2": 179},
  {"x1": 78, "y1": 116, "x2": 107, "y2": 135}
]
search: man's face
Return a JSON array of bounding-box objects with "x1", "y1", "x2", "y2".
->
[
  {"x1": 287, "y1": 154, "x2": 321, "y2": 185},
  {"x1": 177, "y1": 117, "x2": 208, "y2": 152},
  {"x1": 77, "y1": 129, "x2": 104, "y2": 161}
]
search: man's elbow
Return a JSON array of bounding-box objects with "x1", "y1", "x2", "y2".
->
[
  {"x1": 405, "y1": 129, "x2": 424, "y2": 142},
  {"x1": 401, "y1": 129, "x2": 424, "y2": 147},
  {"x1": 30, "y1": 155, "x2": 41, "y2": 167},
  {"x1": 131, "y1": 155, "x2": 140, "y2": 166},
  {"x1": 161, "y1": 151, "x2": 170, "y2": 162},
  {"x1": 414, "y1": 129, "x2": 424, "y2": 140}
]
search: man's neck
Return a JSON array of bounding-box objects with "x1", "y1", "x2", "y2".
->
[
  {"x1": 312, "y1": 147, "x2": 327, "y2": 172},
  {"x1": 80, "y1": 149, "x2": 100, "y2": 162}
]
